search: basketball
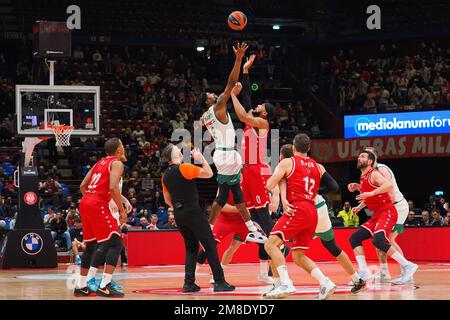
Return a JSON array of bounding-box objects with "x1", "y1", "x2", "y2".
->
[{"x1": 228, "y1": 11, "x2": 247, "y2": 30}]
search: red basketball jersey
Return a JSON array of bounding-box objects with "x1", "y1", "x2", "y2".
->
[
  {"x1": 84, "y1": 156, "x2": 120, "y2": 202},
  {"x1": 359, "y1": 167, "x2": 393, "y2": 211},
  {"x1": 286, "y1": 155, "x2": 321, "y2": 205},
  {"x1": 241, "y1": 124, "x2": 268, "y2": 165}
]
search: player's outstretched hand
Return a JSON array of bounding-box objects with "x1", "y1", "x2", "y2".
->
[
  {"x1": 191, "y1": 148, "x2": 205, "y2": 163},
  {"x1": 348, "y1": 183, "x2": 361, "y2": 192},
  {"x1": 243, "y1": 54, "x2": 256, "y2": 71},
  {"x1": 233, "y1": 42, "x2": 249, "y2": 59},
  {"x1": 231, "y1": 82, "x2": 242, "y2": 96}
]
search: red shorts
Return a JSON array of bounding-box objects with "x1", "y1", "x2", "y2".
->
[
  {"x1": 270, "y1": 201, "x2": 318, "y2": 250},
  {"x1": 242, "y1": 164, "x2": 271, "y2": 209},
  {"x1": 361, "y1": 205, "x2": 398, "y2": 241},
  {"x1": 79, "y1": 195, "x2": 120, "y2": 243},
  {"x1": 213, "y1": 212, "x2": 248, "y2": 243}
]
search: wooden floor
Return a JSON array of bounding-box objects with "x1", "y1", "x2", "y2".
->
[{"x1": 1, "y1": 261, "x2": 449, "y2": 300}]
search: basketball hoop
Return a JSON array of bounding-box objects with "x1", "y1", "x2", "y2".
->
[{"x1": 51, "y1": 125, "x2": 74, "y2": 147}]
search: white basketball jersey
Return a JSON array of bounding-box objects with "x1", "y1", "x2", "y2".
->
[
  {"x1": 202, "y1": 105, "x2": 235, "y2": 149},
  {"x1": 377, "y1": 163, "x2": 404, "y2": 203}
]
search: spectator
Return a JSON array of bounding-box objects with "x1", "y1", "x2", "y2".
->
[
  {"x1": 65, "y1": 206, "x2": 80, "y2": 229},
  {"x1": 43, "y1": 207, "x2": 55, "y2": 229},
  {"x1": 146, "y1": 214, "x2": 159, "y2": 230},
  {"x1": 139, "y1": 217, "x2": 149, "y2": 229},
  {"x1": 161, "y1": 214, "x2": 177, "y2": 229},
  {"x1": 132, "y1": 125, "x2": 145, "y2": 141},
  {"x1": 431, "y1": 208, "x2": 444, "y2": 226},
  {"x1": 337, "y1": 202, "x2": 359, "y2": 227},
  {"x1": 408, "y1": 200, "x2": 422, "y2": 216},
  {"x1": 69, "y1": 218, "x2": 84, "y2": 265},
  {"x1": 50, "y1": 210, "x2": 71, "y2": 250},
  {"x1": 404, "y1": 211, "x2": 420, "y2": 227},
  {"x1": 439, "y1": 196, "x2": 449, "y2": 213},
  {"x1": 444, "y1": 211, "x2": 450, "y2": 226},
  {"x1": 419, "y1": 210, "x2": 432, "y2": 226}
]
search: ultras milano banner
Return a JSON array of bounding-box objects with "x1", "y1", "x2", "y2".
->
[{"x1": 310, "y1": 134, "x2": 450, "y2": 163}]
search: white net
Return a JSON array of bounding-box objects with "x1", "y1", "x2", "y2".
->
[{"x1": 52, "y1": 125, "x2": 74, "y2": 147}]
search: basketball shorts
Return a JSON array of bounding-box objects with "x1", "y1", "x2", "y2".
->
[
  {"x1": 392, "y1": 198, "x2": 409, "y2": 234},
  {"x1": 361, "y1": 205, "x2": 398, "y2": 241},
  {"x1": 242, "y1": 164, "x2": 271, "y2": 209},
  {"x1": 314, "y1": 201, "x2": 334, "y2": 241},
  {"x1": 214, "y1": 149, "x2": 242, "y2": 177},
  {"x1": 213, "y1": 212, "x2": 248, "y2": 243},
  {"x1": 79, "y1": 195, "x2": 120, "y2": 243},
  {"x1": 270, "y1": 201, "x2": 318, "y2": 250}
]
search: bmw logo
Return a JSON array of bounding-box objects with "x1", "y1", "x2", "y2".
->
[{"x1": 21, "y1": 233, "x2": 43, "y2": 255}]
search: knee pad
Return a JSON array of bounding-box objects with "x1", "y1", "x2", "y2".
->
[
  {"x1": 372, "y1": 232, "x2": 391, "y2": 253},
  {"x1": 321, "y1": 238, "x2": 342, "y2": 257},
  {"x1": 230, "y1": 183, "x2": 244, "y2": 204},
  {"x1": 81, "y1": 241, "x2": 97, "y2": 269},
  {"x1": 214, "y1": 183, "x2": 230, "y2": 207},
  {"x1": 350, "y1": 228, "x2": 371, "y2": 249}
]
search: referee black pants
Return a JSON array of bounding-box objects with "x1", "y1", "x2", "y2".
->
[{"x1": 174, "y1": 206, "x2": 225, "y2": 285}]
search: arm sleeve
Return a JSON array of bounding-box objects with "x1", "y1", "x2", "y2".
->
[
  {"x1": 179, "y1": 163, "x2": 201, "y2": 180},
  {"x1": 319, "y1": 172, "x2": 340, "y2": 194},
  {"x1": 241, "y1": 73, "x2": 252, "y2": 111}
]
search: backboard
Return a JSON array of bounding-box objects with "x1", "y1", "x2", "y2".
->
[{"x1": 16, "y1": 85, "x2": 100, "y2": 137}]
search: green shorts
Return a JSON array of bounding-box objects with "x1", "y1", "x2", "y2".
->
[
  {"x1": 392, "y1": 224, "x2": 404, "y2": 234},
  {"x1": 217, "y1": 171, "x2": 242, "y2": 186},
  {"x1": 314, "y1": 228, "x2": 335, "y2": 242}
]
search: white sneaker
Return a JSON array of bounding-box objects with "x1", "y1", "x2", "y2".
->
[
  {"x1": 246, "y1": 231, "x2": 267, "y2": 244},
  {"x1": 263, "y1": 282, "x2": 280, "y2": 297},
  {"x1": 264, "y1": 282, "x2": 296, "y2": 299},
  {"x1": 393, "y1": 263, "x2": 418, "y2": 285},
  {"x1": 257, "y1": 274, "x2": 275, "y2": 284},
  {"x1": 317, "y1": 278, "x2": 336, "y2": 300},
  {"x1": 374, "y1": 271, "x2": 391, "y2": 283}
]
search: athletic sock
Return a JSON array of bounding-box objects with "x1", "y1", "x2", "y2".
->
[
  {"x1": 311, "y1": 267, "x2": 328, "y2": 286},
  {"x1": 355, "y1": 255, "x2": 368, "y2": 273},
  {"x1": 100, "y1": 273, "x2": 113, "y2": 288},
  {"x1": 86, "y1": 267, "x2": 98, "y2": 281},
  {"x1": 78, "y1": 275, "x2": 87, "y2": 288},
  {"x1": 260, "y1": 260, "x2": 269, "y2": 276},
  {"x1": 380, "y1": 262, "x2": 389, "y2": 274},
  {"x1": 276, "y1": 265, "x2": 291, "y2": 286},
  {"x1": 245, "y1": 220, "x2": 257, "y2": 232},
  {"x1": 350, "y1": 272, "x2": 361, "y2": 283},
  {"x1": 391, "y1": 252, "x2": 410, "y2": 267}
]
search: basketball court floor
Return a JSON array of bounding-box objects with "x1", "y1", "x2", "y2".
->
[{"x1": 1, "y1": 261, "x2": 449, "y2": 300}]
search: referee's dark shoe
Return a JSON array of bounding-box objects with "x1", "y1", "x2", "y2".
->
[
  {"x1": 182, "y1": 283, "x2": 201, "y2": 293},
  {"x1": 214, "y1": 281, "x2": 235, "y2": 292},
  {"x1": 351, "y1": 278, "x2": 366, "y2": 294}
]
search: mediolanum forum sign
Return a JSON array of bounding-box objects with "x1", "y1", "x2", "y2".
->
[{"x1": 344, "y1": 110, "x2": 450, "y2": 138}]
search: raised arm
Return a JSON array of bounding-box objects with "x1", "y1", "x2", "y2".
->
[
  {"x1": 231, "y1": 82, "x2": 268, "y2": 129},
  {"x1": 214, "y1": 42, "x2": 248, "y2": 119},
  {"x1": 241, "y1": 54, "x2": 255, "y2": 111},
  {"x1": 356, "y1": 170, "x2": 393, "y2": 201}
]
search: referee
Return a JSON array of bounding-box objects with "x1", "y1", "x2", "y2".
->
[{"x1": 161, "y1": 144, "x2": 235, "y2": 293}]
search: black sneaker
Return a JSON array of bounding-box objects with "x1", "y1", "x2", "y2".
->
[
  {"x1": 182, "y1": 283, "x2": 201, "y2": 293},
  {"x1": 351, "y1": 278, "x2": 366, "y2": 294},
  {"x1": 214, "y1": 281, "x2": 235, "y2": 292},
  {"x1": 96, "y1": 282, "x2": 125, "y2": 298},
  {"x1": 74, "y1": 286, "x2": 96, "y2": 297}
]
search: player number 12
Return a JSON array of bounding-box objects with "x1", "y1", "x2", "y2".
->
[{"x1": 302, "y1": 177, "x2": 315, "y2": 196}]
